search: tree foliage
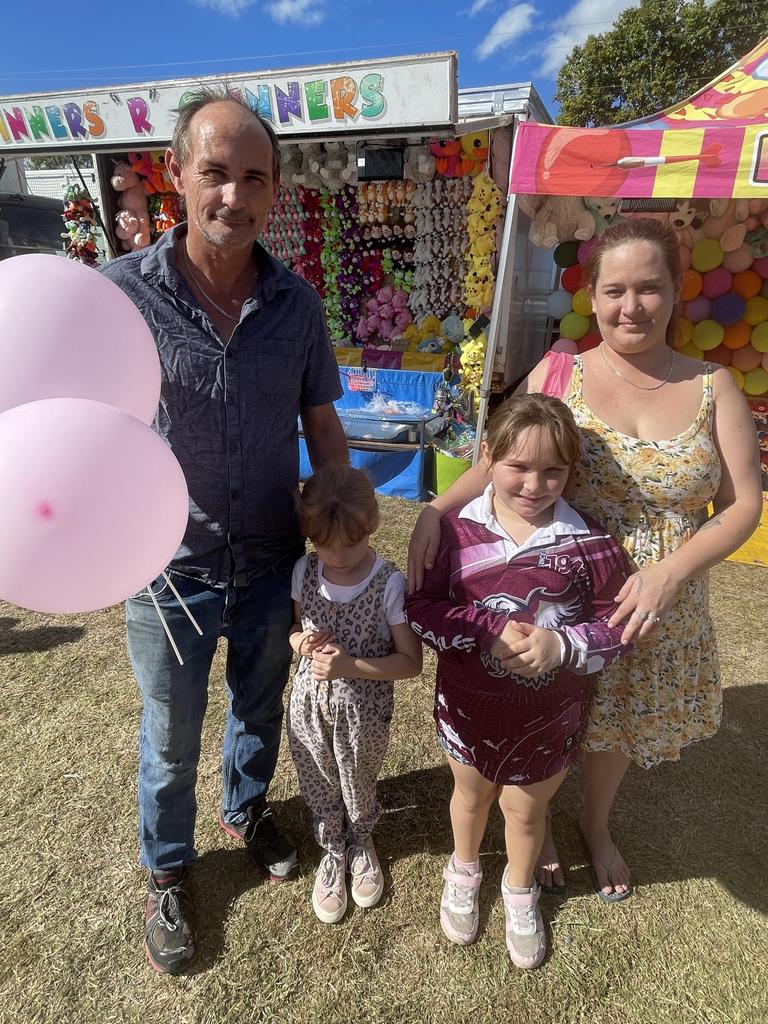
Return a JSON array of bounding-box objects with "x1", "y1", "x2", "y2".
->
[
  {"x1": 555, "y1": 0, "x2": 768, "y2": 126},
  {"x1": 24, "y1": 154, "x2": 93, "y2": 170}
]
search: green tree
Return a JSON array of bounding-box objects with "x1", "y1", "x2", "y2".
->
[
  {"x1": 24, "y1": 154, "x2": 93, "y2": 170},
  {"x1": 555, "y1": 0, "x2": 768, "y2": 126}
]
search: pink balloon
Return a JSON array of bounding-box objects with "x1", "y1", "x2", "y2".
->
[
  {"x1": 0, "y1": 398, "x2": 189, "y2": 613},
  {"x1": 754, "y1": 257, "x2": 768, "y2": 279},
  {"x1": 0, "y1": 254, "x2": 160, "y2": 424},
  {"x1": 577, "y1": 238, "x2": 598, "y2": 265},
  {"x1": 701, "y1": 267, "x2": 732, "y2": 299},
  {"x1": 551, "y1": 338, "x2": 578, "y2": 354}
]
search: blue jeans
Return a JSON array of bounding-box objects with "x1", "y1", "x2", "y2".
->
[{"x1": 126, "y1": 569, "x2": 293, "y2": 870}]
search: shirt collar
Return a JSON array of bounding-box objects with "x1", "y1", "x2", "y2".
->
[
  {"x1": 459, "y1": 483, "x2": 590, "y2": 549},
  {"x1": 139, "y1": 221, "x2": 299, "y2": 302}
]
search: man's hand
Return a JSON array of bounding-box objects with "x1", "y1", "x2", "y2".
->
[
  {"x1": 311, "y1": 643, "x2": 352, "y2": 681},
  {"x1": 498, "y1": 622, "x2": 563, "y2": 677}
]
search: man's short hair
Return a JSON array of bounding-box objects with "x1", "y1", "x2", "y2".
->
[{"x1": 171, "y1": 86, "x2": 281, "y2": 183}]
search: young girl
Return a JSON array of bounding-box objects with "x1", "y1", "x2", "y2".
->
[
  {"x1": 288, "y1": 464, "x2": 422, "y2": 925},
  {"x1": 405, "y1": 394, "x2": 632, "y2": 969}
]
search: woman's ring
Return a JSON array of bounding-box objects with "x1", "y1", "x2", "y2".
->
[
  {"x1": 635, "y1": 610, "x2": 650, "y2": 621},
  {"x1": 648, "y1": 614, "x2": 662, "y2": 624}
]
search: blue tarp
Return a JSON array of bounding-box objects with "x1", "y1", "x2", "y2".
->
[{"x1": 299, "y1": 367, "x2": 442, "y2": 501}]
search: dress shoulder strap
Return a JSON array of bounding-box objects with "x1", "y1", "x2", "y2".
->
[{"x1": 540, "y1": 350, "x2": 574, "y2": 399}]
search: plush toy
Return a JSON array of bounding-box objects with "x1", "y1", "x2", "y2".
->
[
  {"x1": 459, "y1": 131, "x2": 489, "y2": 176},
  {"x1": 128, "y1": 151, "x2": 174, "y2": 195},
  {"x1": 459, "y1": 318, "x2": 487, "y2": 399},
  {"x1": 702, "y1": 199, "x2": 748, "y2": 252},
  {"x1": 280, "y1": 145, "x2": 303, "y2": 183},
  {"x1": 318, "y1": 141, "x2": 347, "y2": 192},
  {"x1": 430, "y1": 139, "x2": 463, "y2": 178},
  {"x1": 292, "y1": 144, "x2": 324, "y2": 189},
  {"x1": 111, "y1": 160, "x2": 141, "y2": 192},
  {"x1": 404, "y1": 142, "x2": 436, "y2": 183},
  {"x1": 61, "y1": 184, "x2": 100, "y2": 266},
  {"x1": 530, "y1": 196, "x2": 594, "y2": 248},
  {"x1": 584, "y1": 196, "x2": 623, "y2": 236}
]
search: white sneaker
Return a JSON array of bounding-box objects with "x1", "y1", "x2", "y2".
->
[
  {"x1": 312, "y1": 853, "x2": 347, "y2": 925},
  {"x1": 440, "y1": 854, "x2": 483, "y2": 945},
  {"x1": 501, "y1": 875, "x2": 546, "y2": 969},
  {"x1": 347, "y1": 840, "x2": 384, "y2": 908}
]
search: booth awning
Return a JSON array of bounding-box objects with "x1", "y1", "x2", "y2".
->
[{"x1": 509, "y1": 36, "x2": 768, "y2": 199}]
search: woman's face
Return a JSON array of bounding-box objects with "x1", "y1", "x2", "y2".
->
[{"x1": 588, "y1": 240, "x2": 677, "y2": 354}]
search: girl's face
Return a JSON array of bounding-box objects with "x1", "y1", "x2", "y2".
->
[
  {"x1": 314, "y1": 535, "x2": 371, "y2": 577},
  {"x1": 485, "y1": 427, "x2": 571, "y2": 527},
  {"x1": 588, "y1": 240, "x2": 677, "y2": 354}
]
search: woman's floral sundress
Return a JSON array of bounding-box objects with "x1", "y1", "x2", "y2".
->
[{"x1": 566, "y1": 355, "x2": 722, "y2": 768}]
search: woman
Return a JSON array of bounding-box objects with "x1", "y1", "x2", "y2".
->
[{"x1": 409, "y1": 218, "x2": 762, "y2": 900}]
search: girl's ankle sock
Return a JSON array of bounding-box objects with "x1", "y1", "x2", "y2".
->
[{"x1": 453, "y1": 854, "x2": 480, "y2": 873}]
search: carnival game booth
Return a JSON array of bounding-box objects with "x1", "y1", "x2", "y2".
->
[
  {"x1": 485, "y1": 36, "x2": 768, "y2": 564},
  {"x1": 0, "y1": 56, "x2": 553, "y2": 499}
]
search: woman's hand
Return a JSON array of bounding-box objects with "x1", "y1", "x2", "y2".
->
[
  {"x1": 296, "y1": 628, "x2": 334, "y2": 657},
  {"x1": 489, "y1": 619, "x2": 532, "y2": 661},
  {"x1": 498, "y1": 622, "x2": 563, "y2": 677},
  {"x1": 608, "y1": 563, "x2": 681, "y2": 644},
  {"x1": 407, "y1": 505, "x2": 443, "y2": 592}
]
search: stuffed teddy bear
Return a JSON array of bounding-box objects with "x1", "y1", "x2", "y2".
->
[
  {"x1": 583, "y1": 196, "x2": 622, "y2": 236},
  {"x1": 530, "y1": 196, "x2": 594, "y2": 248}
]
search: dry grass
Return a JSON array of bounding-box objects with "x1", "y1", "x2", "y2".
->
[{"x1": 1, "y1": 496, "x2": 767, "y2": 1024}]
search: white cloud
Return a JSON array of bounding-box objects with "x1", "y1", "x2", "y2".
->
[
  {"x1": 475, "y1": 3, "x2": 536, "y2": 60},
  {"x1": 540, "y1": 0, "x2": 640, "y2": 76},
  {"x1": 192, "y1": 0, "x2": 256, "y2": 15},
  {"x1": 467, "y1": 0, "x2": 495, "y2": 14},
  {"x1": 267, "y1": 0, "x2": 326, "y2": 25}
]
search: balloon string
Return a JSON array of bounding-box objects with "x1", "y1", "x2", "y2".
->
[
  {"x1": 146, "y1": 586, "x2": 184, "y2": 666},
  {"x1": 162, "y1": 571, "x2": 203, "y2": 636}
]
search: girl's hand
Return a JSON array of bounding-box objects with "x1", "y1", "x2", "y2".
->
[
  {"x1": 498, "y1": 622, "x2": 563, "y2": 677},
  {"x1": 311, "y1": 643, "x2": 352, "y2": 681},
  {"x1": 297, "y1": 628, "x2": 334, "y2": 657},
  {"x1": 489, "y1": 619, "x2": 532, "y2": 660},
  {"x1": 407, "y1": 506, "x2": 443, "y2": 592},
  {"x1": 608, "y1": 563, "x2": 680, "y2": 644}
]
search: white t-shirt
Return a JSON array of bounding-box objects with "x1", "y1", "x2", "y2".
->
[{"x1": 291, "y1": 553, "x2": 407, "y2": 637}]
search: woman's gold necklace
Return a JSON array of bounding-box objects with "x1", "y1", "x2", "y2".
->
[{"x1": 599, "y1": 342, "x2": 675, "y2": 391}]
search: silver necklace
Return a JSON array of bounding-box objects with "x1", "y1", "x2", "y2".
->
[
  {"x1": 183, "y1": 246, "x2": 241, "y2": 322},
  {"x1": 599, "y1": 342, "x2": 675, "y2": 391}
]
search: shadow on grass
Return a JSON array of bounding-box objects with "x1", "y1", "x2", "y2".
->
[
  {"x1": 378, "y1": 684, "x2": 768, "y2": 915},
  {"x1": 0, "y1": 615, "x2": 85, "y2": 655}
]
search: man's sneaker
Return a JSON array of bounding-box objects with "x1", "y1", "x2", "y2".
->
[
  {"x1": 347, "y1": 840, "x2": 384, "y2": 908},
  {"x1": 312, "y1": 853, "x2": 347, "y2": 924},
  {"x1": 144, "y1": 868, "x2": 196, "y2": 975},
  {"x1": 440, "y1": 854, "x2": 482, "y2": 945},
  {"x1": 501, "y1": 875, "x2": 546, "y2": 969},
  {"x1": 218, "y1": 800, "x2": 298, "y2": 882}
]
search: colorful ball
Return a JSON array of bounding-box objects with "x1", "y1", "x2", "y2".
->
[
  {"x1": 731, "y1": 345, "x2": 762, "y2": 373},
  {"x1": 751, "y1": 322, "x2": 768, "y2": 353},
  {"x1": 692, "y1": 319, "x2": 724, "y2": 351},
  {"x1": 691, "y1": 238, "x2": 724, "y2": 273},
  {"x1": 547, "y1": 290, "x2": 573, "y2": 319},
  {"x1": 680, "y1": 343, "x2": 704, "y2": 360},
  {"x1": 558, "y1": 311, "x2": 590, "y2": 341},
  {"x1": 753, "y1": 256, "x2": 768, "y2": 279},
  {"x1": 744, "y1": 296, "x2": 768, "y2": 326},
  {"x1": 572, "y1": 288, "x2": 593, "y2": 317},
  {"x1": 722, "y1": 320, "x2": 752, "y2": 350},
  {"x1": 743, "y1": 367, "x2": 768, "y2": 395},
  {"x1": 681, "y1": 269, "x2": 703, "y2": 301},
  {"x1": 578, "y1": 331, "x2": 602, "y2": 353},
  {"x1": 551, "y1": 337, "x2": 578, "y2": 354},
  {"x1": 673, "y1": 318, "x2": 694, "y2": 349},
  {"x1": 732, "y1": 270, "x2": 762, "y2": 299},
  {"x1": 707, "y1": 344, "x2": 731, "y2": 366},
  {"x1": 711, "y1": 292, "x2": 747, "y2": 326},
  {"x1": 701, "y1": 267, "x2": 732, "y2": 299},
  {"x1": 727, "y1": 365, "x2": 744, "y2": 389},
  {"x1": 554, "y1": 241, "x2": 579, "y2": 268},
  {"x1": 763, "y1": 352, "x2": 768, "y2": 372},
  {"x1": 762, "y1": 279, "x2": 768, "y2": 299},
  {"x1": 685, "y1": 295, "x2": 712, "y2": 323},
  {"x1": 722, "y1": 244, "x2": 754, "y2": 274},
  {"x1": 560, "y1": 264, "x2": 583, "y2": 294}
]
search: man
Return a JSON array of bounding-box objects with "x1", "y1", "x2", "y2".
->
[{"x1": 101, "y1": 89, "x2": 348, "y2": 974}]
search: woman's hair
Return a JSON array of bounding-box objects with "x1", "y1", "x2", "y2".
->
[
  {"x1": 299, "y1": 464, "x2": 379, "y2": 547},
  {"x1": 485, "y1": 393, "x2": 581, "y2": 469},
  {"x1": 582, "y1": 217, "x2": 683, "y2": 345}
]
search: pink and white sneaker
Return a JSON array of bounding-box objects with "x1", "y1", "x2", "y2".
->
[
  {"x1": 312, "y1": 853, "x2": 347, "y2": 925},
  {"x1": 440, "y1": 854, "x2": 483, "y2": 945},
  {"x1": 347, "y1": 840, "x2": 384, "y2": 908},
  {"x1": 501, "y1": 876, "x2": 546, "y2": 969}
]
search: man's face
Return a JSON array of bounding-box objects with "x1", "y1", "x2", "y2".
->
[{"x1": 166, "y1": 101, "x2": 278, "y2": 251}]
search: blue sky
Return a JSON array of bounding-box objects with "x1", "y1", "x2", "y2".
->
[{"x1": 0, "y1": 0, "x2": 639, "y2": 112}]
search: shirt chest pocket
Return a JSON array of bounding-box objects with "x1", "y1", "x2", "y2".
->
[{"x1": 254, "y1": 340, "x2": 305, "y2": 396}]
